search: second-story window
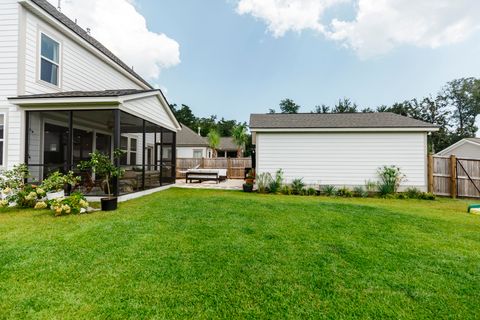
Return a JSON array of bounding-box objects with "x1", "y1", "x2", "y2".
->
[{"x1": 40, "y1": 33, "x2": 60, "y2": 86}]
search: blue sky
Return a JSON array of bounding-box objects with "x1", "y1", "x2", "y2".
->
[{"x1": 57, "y1": 0, "x2": 480, "y2": 123}]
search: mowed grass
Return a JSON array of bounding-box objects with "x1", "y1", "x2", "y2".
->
[{"x1": 0, "y1": 188, "x2": 479, "y2": 319}]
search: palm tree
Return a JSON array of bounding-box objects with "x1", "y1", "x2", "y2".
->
[
  {"x1": 207, "y1": 129, "x2": 220, "y2": 158},
  {"x1": 232, "y1": 124, "x2": 248, "y2": 158}
]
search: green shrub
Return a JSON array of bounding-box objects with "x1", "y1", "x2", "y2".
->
[
  {"x1": 336, "y1": 186, "x2": 353, "y2": 197},
  {"x1": 268, "y1": 169, "x2": 284, "y2": 194},
  {"x1": 322, "y1": 185, "x2": 336, "y2": 197},
  {"x1": 280, "y1": 185, "x2": 292, "y2": 195},
  {"x1": 50, "y1": 192, "x2": 89, "y2": 216},
  {"x1": 419, "y1": 192, "x2": 436, "y2": 200},
  {"x1": 291, "y1": 178, "x2": 305, "y2": 195},
  {"x1": 396, "y1": 193, "x2": 408, "y2": 200},
  {"x1": 41, "y1": 171, "x2": 81, "y2": 193},
  {"x1": 377, "y1": 165, "x2": 405, "y2": 196},
  {"x1": 306, "y1": 187, "x2": 317, "y2": 196},
  {"x1": 256, "y1": 173, "x2": 272, "y2": 194},
  {"x1": 405, "y1": 187, "x2": 422, "y2": 199},
  {"x1": 353, "y1": 186, "x2": 368, "y2": 198}
]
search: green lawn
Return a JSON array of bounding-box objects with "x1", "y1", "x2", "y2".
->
[{"x1": 1, "y1": 188, "x2": 479, "y2": 319}]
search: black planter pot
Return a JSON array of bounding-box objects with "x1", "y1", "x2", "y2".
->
[
  {"x1": 243, "y1": 183, "x2": 254, "y2": 193},
  {"x1": 101, "y1": 197, "x2": 118, "y2": 211}
]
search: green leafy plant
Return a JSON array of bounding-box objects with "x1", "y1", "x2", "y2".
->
[
  {"x1": 405, "y1": 187, "x2": 422, "y2": 199},
  {"x1": 291, "y1": 178, "x2": 305, "y2": 195},
  {"x1": 0, "y1": 164, "x2": 30, "y2": 191},
  {"x1": 306, "y1": 187, "x2": 317, "y2": 196},
  {"x1": 41, "y1": 171, "x2": 81, "y2": 193},
  {"x1": 353, "y1": 186, "x2": 368, "y2": 198},
  {"x1": 336, "y1": 186, "x2": 353, "y2": 197},
  {"x1": 377, "y1": 165, "x2": 405, "y2": 196},
  {"x1": 268, "y1": 169, "x2": 284, "y2": 194},
  {"x1": 280, "y1": 185, "x2": 292, "y2": 195},
  {"x1": 232, "y1": 124, "x2": 248, "y2": 158},
  {"x1": 207, "y1": 129, "x2": 220, "y2": 158},
  {"x1": 78, "y1": 150, "x2": 124, "y2": 197},
  {"x1": 8, "y1": 184, "x2": 45, "y2": 208},
  {"x1": 322, "y1": 185, "x2": 337, "y2": 197},
  {"x1": 256, "y1": 173, "x2": 272, "y2": 194},
  {"x1": 419, "y1": 192, "x2": 436, "y2": 200}
]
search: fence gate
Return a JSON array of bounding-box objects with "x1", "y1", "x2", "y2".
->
[{"x1": 429, "y1": 155, "x2": 480, "y2": 198}]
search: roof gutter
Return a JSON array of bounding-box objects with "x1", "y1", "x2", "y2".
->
[{"x1": 250, "y1": 127, "x2": 440, "y2": 133}]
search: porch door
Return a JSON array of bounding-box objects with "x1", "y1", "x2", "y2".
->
[{"x1": 155, "y1": 141, "x2": 175, "y2": 185}]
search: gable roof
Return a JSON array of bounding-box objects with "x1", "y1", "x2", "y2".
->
[
  {"x1": 30, "y1": 0, "x2": 153, "y2": 89},
  {"x1": 177, "y1": 124, "x2": 209, "y2": 147},
  {"x1": 218, "y1": 137, "x2": 238, "y2": 151},
  {"x1": 250, "y1": 113, "x2": 438, "y2": 130}
]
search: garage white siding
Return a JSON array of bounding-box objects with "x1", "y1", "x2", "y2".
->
[{"x1": 256, "y1": 132, "x2": 428, "y2": 190}]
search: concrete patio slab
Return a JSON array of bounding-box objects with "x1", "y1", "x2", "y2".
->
[{"x1": 175, "y1": 179, "x2": 244, "y2": 190}]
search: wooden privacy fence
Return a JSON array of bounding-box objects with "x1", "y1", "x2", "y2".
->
[
  {"x1": 429, "y1": 154, "x2": 480, "y2": 198},
  {"x1": 176, "y1": 157, "x2": 252, "y2": 179}
]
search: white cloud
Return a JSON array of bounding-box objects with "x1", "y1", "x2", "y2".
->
[
  {"x1": 329, "y1": 0, "x2": 480, "y2": 58},
  {"x1": 236, "y1": 0, "x2": 480, "y2": 58},
  {"x1": 48, "y1": 0, "x2": 180, "y2": 79},
  {"x1": 236, "y1": 0, "x2": 346, "y2": 37}
]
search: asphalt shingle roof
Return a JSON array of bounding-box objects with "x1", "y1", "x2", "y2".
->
[
  {"x1": 177, "y1": 124, "x2": 209, "y2": 147},
  {"x1": 10, "y1": 89, "x2": 158, "y2": 99},
  {"x1": 249, "y1": 113, "x2": 438, "y2": 129},
  {"x1": 31, "y1": 0, "x2": 153, "y2": 89},
  {"x1": 219, "y1": 137, "x2": 238, "y2": 151}
]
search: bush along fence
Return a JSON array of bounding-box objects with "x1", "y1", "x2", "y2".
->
[
  {"x1": 244, "y1": 166, "x2": 435, "y2": 200},
  {"x1": 428, "y1": 154, "x2": 480, "y2": 198},
  {"x1": 176, "y1": 157, "x2": 252, "y2": 179}
]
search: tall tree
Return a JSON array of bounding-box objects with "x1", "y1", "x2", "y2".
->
[
  {"x1": 441, "y1": 78, "x2": 479, "y2": 142},
  {"x1": 170, "y1": 104, "x2": 196, "y2": 128},
  {"x1": 231, "y1": 124, "x2": 248, "y2": 158},
  {"x1": 332, "y1": 98, "x2": 358, "y2": 113},
  {"x1": 279, "y1": 99, "x2": 301, "y2": 114},
  {"x1": 207, "y1": 129, "x2": 220, "y2": 158}
]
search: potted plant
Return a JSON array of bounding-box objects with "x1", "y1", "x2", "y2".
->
[
  {"x1": 243, "y1": 182, "x2": 254, "y2": 192},
  {"x1": 245, "y1": 168, "x2": 255, "y2": 185},
  {"x1": 41, "y1": 171, "x2": 80, "y2": 200},
  {"x1": 78, "y1": 150, "x2": 124, "y2": 211}
]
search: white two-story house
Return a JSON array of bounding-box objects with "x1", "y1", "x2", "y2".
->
[{"x1": 0, "y1": 0, "x2": 181, "y2": 198}]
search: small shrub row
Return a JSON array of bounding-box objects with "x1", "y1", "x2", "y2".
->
[{"x1": 253, "y1": 166, "x2": 435, "y2": 200}]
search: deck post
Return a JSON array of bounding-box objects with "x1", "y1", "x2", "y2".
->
[{"x1": 450, "y1": 155, "x2": 457, "y2": 199}]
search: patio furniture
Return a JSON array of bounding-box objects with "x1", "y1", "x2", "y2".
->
[{"x1": 186, "y1": 169, "x2": 227, "y2": 184}]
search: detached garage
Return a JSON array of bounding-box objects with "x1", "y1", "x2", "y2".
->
[{"x1": 249, "y1": 113, "x2": 439, "y2": 191}]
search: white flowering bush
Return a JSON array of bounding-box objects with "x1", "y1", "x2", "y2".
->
[{"x1": 49, "y1": 192, "x2": 89, "y2": 216}]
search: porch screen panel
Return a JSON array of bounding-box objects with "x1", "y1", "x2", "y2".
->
[{"x1": 26, "y1": 111, "x2": 70, "y2": 183}]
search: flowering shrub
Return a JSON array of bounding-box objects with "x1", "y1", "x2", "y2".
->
[
  {"x1": 9, "y1": 185, "x2": 46, "y2": 208},
  {"x1": 50, "y1": 192, "x2": 89, "y2": 216}
]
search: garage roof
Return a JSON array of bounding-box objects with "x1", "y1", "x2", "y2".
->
[{"x1": 250, "y1": 112, "x2": 438, "y2": 130}]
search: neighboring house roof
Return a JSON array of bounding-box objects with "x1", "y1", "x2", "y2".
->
[
  {"x1": 30, "y1": 0, "x2": 153, "y2": 89},
  {"x1": 218, "y1": 137, "x2": 238, "y2": 151},
  {"x1": 249, "y1": 113, "x2": 439, "y2": 130},
  {"x1": 435, "y1": 138, "x2": 480, "y2": 156},
  {"x1": 176, "y1": 124, "x2": 209, "y2": 147},
  {"x1": 9, "y1": 89, "x2": 157, "y2": 99}
]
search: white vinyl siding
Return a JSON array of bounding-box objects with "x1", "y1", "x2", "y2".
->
[
  {"x1": 24, "y1": 11, "x2": 144, "y2": 94},
  {"x1": 436, "y1": 142, "x2": 480, "y2": 158},
  {"x1": 122, "y1": 95, "x2": 177, "y2": 132},
  {"x1": 256, "y1": 132, "x2": 428, "y2": 190},
  {"x1": 176, "y1": 147, "x2": 210, "y2": 158}
]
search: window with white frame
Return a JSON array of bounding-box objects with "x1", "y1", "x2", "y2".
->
[
  {"x1": 0, "y1": 114, "x2": 4, "y2": 166},
  {"x1": 120, "y1": 136, "x2": 137, "y2": 166},
  {"x1": 193, "y1": 149, "x2": 202, "y2": 158},
  {"x1": 40, "y1": 33, "x2": 60, "y2": 86}
]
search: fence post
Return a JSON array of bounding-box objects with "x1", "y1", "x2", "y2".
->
[
  {"x1": 450, "y1": 155, "x2": 457, "y2": 199},
  {"x1": 227, "y1": 157, "x2": 232, "y2": 179},
  {"x1": 428, "y1": 153, "x2": 434, "y2": 193},
  {"x1": 201, "y1": 157, "x2": 204, "y2": 169}
]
